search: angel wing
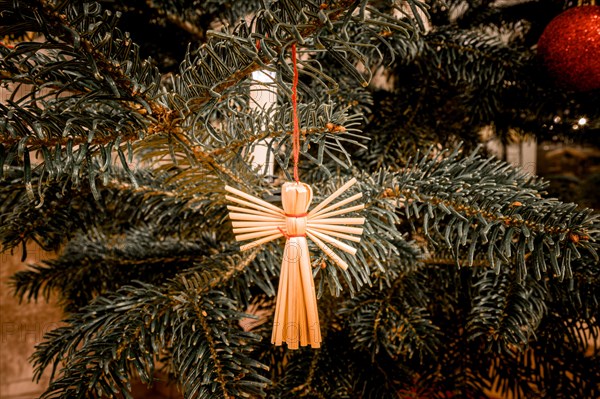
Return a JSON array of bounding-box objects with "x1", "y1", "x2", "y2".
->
[
  {"x1": 305, "y1": 178, "x2": 365, "y2": 270},
  {"x1": 225, "y1": 185, "x2": 286, "y2": 250}
]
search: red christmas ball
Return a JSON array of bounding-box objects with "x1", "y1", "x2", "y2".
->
[{"x1": 537, "y1": 6, "x2": 600, "y2": 92}]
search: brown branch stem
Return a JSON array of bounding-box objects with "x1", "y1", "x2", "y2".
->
[{"x1": 383, "y1": 187, "x2": 590, "y2": 241}]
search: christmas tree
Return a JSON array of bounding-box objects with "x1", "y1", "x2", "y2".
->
[{"x1": 1, "y1": 0, "x2": 599, "y2": 398}]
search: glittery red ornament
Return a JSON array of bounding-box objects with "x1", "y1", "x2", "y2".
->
[{"x1": 537, "y1": 6, "x2": 600, "y2": 92}]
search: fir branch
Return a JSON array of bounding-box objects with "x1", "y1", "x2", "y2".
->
[
  {"x1": 421, "y1": 27, "x2": 520, "y2": 88},
  {"x1": 340, "y1": 272, "x2": 440, "y2": 362},
  {"x1": 178, "y1": 131, "x2": 248, "y2": 186},
  {"x1": 382, "y1": 147, "x2": 599, "y2": 282},
  {"x1": 195, "y1": 297, "x2": 231, "y2": 397},
  {"x1": 171, "y1": 288, "x2": 269, "y2": 398},
  {"x1": 422, "y1": 256, "x2": 489, "y2": 267},
  {"x1": 1, "y1": 0, "x2": 423, "y2": 191},
  {"x1": 143, "y1": 0, "x2": 206, "y2": 41},
  {"x1": 172, "y1": 0, "x2": 370, "y2": 110},
  {"x1": 33, "y1": 250, "x2": 268, "y2": 398},
  {"x1": 2, "y1": 0, "x2": 385, "y2": 188},
  {"x1": 374, "y1": 84, "x2": 428, "y2": 170},
  {"x1": 426, "y1": 38, "x2": 511, "y2": 68},
  {"x1": 466, "y1": 269, "x2": 547, "y2": 354},
  {"x1": 391, "y1": 187, "x2": 585, "y2": 238},
  {"x1": 136, "y1": 99, "x2": 367, "y2": 198},
  {"x1": 207, "y1": 124, "x2": 337, "y2": 158},
  {"x1": 0, "y1": 168, "x2": 214, "y2": 252},
  {"x1": 31, "y1": 0, "x2": 163, "y2": 111},
  {"x1": 289, "y1": 351, "x2": 322, "y2": 395},
  {"x1": 0, "y1": 3, "x2": 163, "y2": 135},
  {"x1": 271, "y1": 331, "x2": 356, "y2": 398},
  {"x1": 11, "y1": 229, "x2": 225, "y2": 310}
]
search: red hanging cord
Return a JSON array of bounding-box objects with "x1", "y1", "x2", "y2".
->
[{"x1": 291, "y1": 43, "x2": 300, "y2": 182}]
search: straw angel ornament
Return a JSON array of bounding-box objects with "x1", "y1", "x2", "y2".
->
[
  {"x1": 225, "y1": 178, "x2": 365, "y2": 349},
  {"x1": 226, "y1": 44, "x2": 364, "y2": 348}
]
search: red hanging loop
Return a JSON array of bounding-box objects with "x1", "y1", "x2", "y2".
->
[{"x1": 291, "y1": 43, "x2": 300, "y2": 182}]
